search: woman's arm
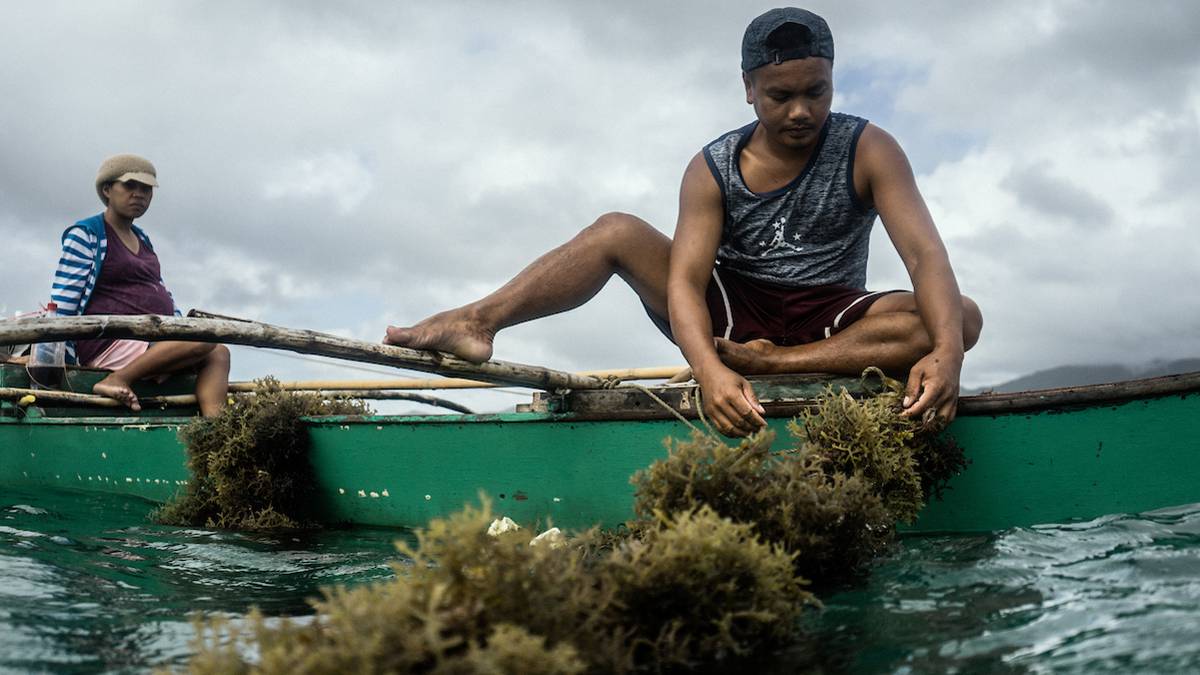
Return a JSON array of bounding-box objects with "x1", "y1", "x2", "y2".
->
[{"x1": 49, "y1": 225, "x2": 96, "y2": 316}]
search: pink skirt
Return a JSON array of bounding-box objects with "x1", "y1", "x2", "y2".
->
[{"x1": 85, "y1": 339, "x2": 151, "y2": 370}]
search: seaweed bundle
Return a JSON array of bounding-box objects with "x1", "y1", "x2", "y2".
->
[
  {"x1": 154, "y1": 378, "x2": 371, "y2": 530},
  {"x1": 633, "y1": 429, "x2": 893, "y2": 585},
  {"x1": 180, "y1": 377, "x2": 965, "y2": 672},
  {"x1": 792, "y1": 371, "x2": 966, "y2": 523},
  {"x1": 185, "y1": 501, "x2": 812, "y2": 674},
  {"x1": 634, "y1": 372, "x2": 966, "y2": 585}
]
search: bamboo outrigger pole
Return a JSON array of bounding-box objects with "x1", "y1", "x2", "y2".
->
[
  {"x1": 0, "y1": 315, "x2": 607, "y2": 391},
  {"x1": 231, "y1": 366, "x2": 690, "y2": 392},
  {"x1": 0, "y1": 387, "x2": 195, "y2": 409},
  {"x1": 0, "y1": 386, "x2": 476, "y2": 414}
]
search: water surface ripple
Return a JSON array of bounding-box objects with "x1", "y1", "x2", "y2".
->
[
  {"x1": 760, "y1": 502, "x2": 1200, "y2": 673},
  {"x1": 3, "y1": 488, "x2": 1200, "y2": 673},
  {"x1": 0, "y1": 488, "x2": 400, "y2": 673}
]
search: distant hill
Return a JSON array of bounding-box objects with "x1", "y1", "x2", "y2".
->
[{"x1": 968, "y1": 358, "x2": 1200, "y2": 394}]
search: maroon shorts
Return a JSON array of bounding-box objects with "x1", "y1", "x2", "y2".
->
[{"x1": 646, "y1": 267, "x2": 902, "y2": 346}]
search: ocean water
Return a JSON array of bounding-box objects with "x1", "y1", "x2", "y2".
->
[
  {"x1": 3, "y1": 487, "x2": 1200, "y2": 674},
  {"x1": 0, "y1": 488, "x2": 401, "y2": 673}
]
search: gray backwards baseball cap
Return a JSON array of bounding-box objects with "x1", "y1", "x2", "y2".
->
[{"x1": 741, "y1": 7, "x2": 834, "y2": 72}]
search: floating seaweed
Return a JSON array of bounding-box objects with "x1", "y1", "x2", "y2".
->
[
  {"x1": 186, "y1": 610, "x2": 585, "y2": 675},
  {"x1": 179, "y1": 376, "x2": 966, "y2": 672},
  {"x1": 183, "y1": 501, "x2": 618, "y2": 673},
  {"x1": 182, "y1": 500, "x2": 810, "y2": 673},
  {"x1": 154, "y1": 378, "x2": 371, "y2": 530},
  {"x1": 601, "y1": 506, "x2": 816, "y2": 667}
]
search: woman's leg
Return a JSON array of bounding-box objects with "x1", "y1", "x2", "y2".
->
[
  {"x1": 92, "y1": 341, "x2": 230, "y2": 416},
  {"x1": 193, "y1": 345, "x2": 231, "y2": 417}
]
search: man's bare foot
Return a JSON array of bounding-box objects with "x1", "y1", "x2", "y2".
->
[
  {"x1": 384, "y1": 310, "x2": 496, "y2": 364},
  {"x1": 714, "y1": 338, "x2": 783, "y2": 375},
  {"x1": 93, "y1": 375, "x2": 141, "y2": 412}
]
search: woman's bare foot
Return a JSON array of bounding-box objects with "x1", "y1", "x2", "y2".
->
[
  {"x1": 93, "y1": 374, "x2": 141, "y2": 412},
  {"x1": 714, "y1": 338, "x2": 783, "y2": 375},
  {"x1": 384, "y1": 310, "x2": 496, "y2": 364}
]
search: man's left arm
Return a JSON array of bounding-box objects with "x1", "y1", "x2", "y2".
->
[{"x1": 859, "y1": 124, "x2": 965, "y2": 421}]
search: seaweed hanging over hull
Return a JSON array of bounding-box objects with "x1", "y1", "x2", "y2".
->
[
  {"x1": 154, "y1": 378, "x2": 371, "y2": 530},
  {"x1": 795, "y1": 372, "x2": 968, "y2": 520},
  {"x1": 631, "y1": 431, "x2": 893, "y2": 585},
  {"x1": 632, "y1": 374, "x2": 968, "y2": 584}
]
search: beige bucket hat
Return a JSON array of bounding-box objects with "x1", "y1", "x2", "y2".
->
[{"x1": 95, "y1": 154, "x2": 158, "y2": 205}]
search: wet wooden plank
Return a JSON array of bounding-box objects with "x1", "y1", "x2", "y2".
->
[{"x1": 537, "y1": 373, "x2": 860, "y2": 420}]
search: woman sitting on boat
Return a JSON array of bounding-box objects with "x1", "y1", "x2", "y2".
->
[{"x1": 47, "y1": 154, "x2": 230, "y2": 416}]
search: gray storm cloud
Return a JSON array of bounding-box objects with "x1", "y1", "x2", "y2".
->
[{"x1": 2, "y1": 0, "x2": 1198, "y2": 401}]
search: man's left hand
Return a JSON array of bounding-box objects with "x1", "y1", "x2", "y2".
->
[{"x1": 901, "y1": 348, "x2": 963, "y2": 423}]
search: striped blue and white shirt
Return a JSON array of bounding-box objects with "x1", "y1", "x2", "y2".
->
[{"x1": 50, "y1": 213, "x2": 180, "y2": 364}]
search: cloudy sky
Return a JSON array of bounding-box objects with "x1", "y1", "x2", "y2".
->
[{"x1": 2, "y1": 1, "x2": 1197, "y2": 411}]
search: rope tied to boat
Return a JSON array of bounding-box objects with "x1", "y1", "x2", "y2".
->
[
  {"x1": 549, "y1": 375, "x2": 724, "y2": 442},
  {"x1": 613, "y1": 380, "x2": 725, "y2": 443}
]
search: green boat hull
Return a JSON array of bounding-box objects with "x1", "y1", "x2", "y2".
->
[{"x1": 3, "y1": 364, "x2": 1199, "y2": 533}]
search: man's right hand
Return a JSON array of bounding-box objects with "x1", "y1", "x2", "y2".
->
[{"x1": 695, "y1": 364, "x2": 767, "y2": 438}]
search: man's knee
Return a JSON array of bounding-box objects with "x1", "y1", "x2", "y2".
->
[
  {"x1": 583, "y1": 212, "x2": 657, "y2": 247},
  {"x1": 864, "y1": 292, "x2": 982, "y2": 350},
  {"x1": 579, "y1": 212, "x2": 670, "y2": 273},
  {"x1": 962, "y1": 295, "x2": 983, "y2": 350}
]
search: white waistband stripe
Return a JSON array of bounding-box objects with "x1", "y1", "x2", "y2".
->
[
  {"x1": 825, "y1": 290, "x2": 885, "y2": 338},
  {"x1": 712, "y1": 269, "x2": 733, "y2": 340}
]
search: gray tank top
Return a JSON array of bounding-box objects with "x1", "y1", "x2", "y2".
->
[{"x1": 703, "y1": 112, "x2": 877, "y2": 289}]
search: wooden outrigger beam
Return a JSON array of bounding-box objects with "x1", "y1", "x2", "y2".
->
[{"x1": 0, "y1": 315, "x2": 607, "y2": 391}]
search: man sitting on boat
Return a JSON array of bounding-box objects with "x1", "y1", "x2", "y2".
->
[
  {"x1": 47, "y1": 154, "x2": 231, "y2": 416},
  {"x1": 385, "y1": 8, "x2": 983, "y2": 437}
]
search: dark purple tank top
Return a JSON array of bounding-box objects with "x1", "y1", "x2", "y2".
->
[
  {"x1": 75, "y1": 222, "x2": 176, "y2": 365},
  {"x1": 704, "y1": 112, "x2": 878, "y2": 289}
]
